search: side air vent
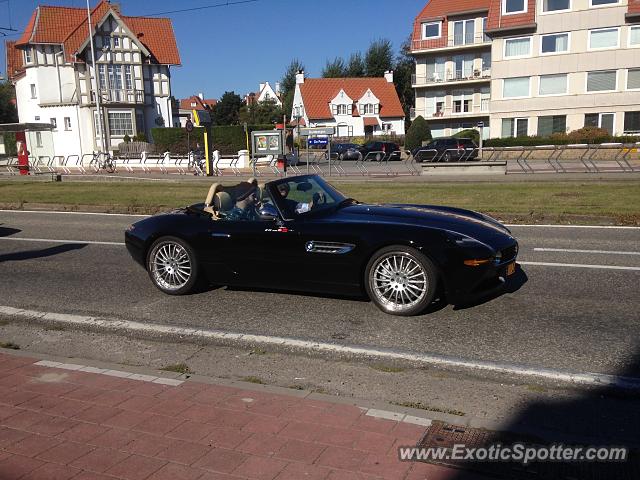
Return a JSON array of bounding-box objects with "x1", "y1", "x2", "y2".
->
[{"x1": 305, "y1": 241, "x2": 355, "y2": 255}]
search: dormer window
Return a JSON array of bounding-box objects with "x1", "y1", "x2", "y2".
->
[
  {"x1": 361, "y1": 104, "x2": 379, "y2": 115},
  {"x1": 422, "y1": 21, "x2": 441, "y2": 40},
  {"x1": 331, "y1": 104, "x2": 352, "y2": 115},
  {"x1": 24, "y1": 48, "x2": 33, "y2": 64},
  {"x1": 503, "y1": 0, "x2": 526, "y2": 15}
]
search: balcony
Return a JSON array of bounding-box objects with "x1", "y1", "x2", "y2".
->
[
  {"x1": 412, "y1": 33, "x2": 491, "y2": 53},
  {"x1": 91, "y1": 89, "x2": 144, "y2": 105},
  {"x1": 410, "y1": 104, "x2": 490, "y2": 121},
  {"x1": 412, "y1": 69, "x2": 491, "y2": 87}
]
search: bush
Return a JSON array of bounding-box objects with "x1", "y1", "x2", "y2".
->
[
  {"x1": 452, "y1": 129, "x2": 480, "y2": 143},
  {"x1": 123, "y1": 134, "x2": 131, "y2": 144},
  {"x1": 405, "y1": 116, "x2": 432, "y2": 151},
  {"x1": 485, "y1": 130, "x2": 640, "y2": 147},
  {"x1": 151, "y1": 125, "x2": 274, "y2": 155},
  {"x1": 134, "y1": 132, "x2": 147, "y2": 143}
]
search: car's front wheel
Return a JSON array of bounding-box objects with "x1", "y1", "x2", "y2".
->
[
  {"x1": 365, "y1": 246, "x2": 438, "y2": 316},
  {"x1": 147, "y1": 236, "x2": 199, "y2": 295}
]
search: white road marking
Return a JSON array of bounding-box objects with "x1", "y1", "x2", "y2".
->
[
  {"x1": 519, "y1": 261, "x2": 640, "y2": 271},
  {"x1": 0, "y1": 237, "x2": 125, "y2": 246},
  {"x1": 534, "y1": 248, "x2": 640, "y2": 256},
  {"x1": 1, "y1": 305, "x2": 639, "y2": 390},
  {"x1": 0, "y1": 209, "x2": 148, "y2": 217},
  {"x1": 507, "y1": 224, "x2": 640, "y2": 230}
]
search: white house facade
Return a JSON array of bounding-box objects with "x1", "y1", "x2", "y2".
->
[
  {"x1": 5, "y1": 0, "x2": 181, "y2": 158},
  {"x1": 291, "y1": 71, "x2": 405, "y2": 137}
]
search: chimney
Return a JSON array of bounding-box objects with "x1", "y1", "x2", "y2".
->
[
  {"x1": 259, "y1": 82, "x2": 266, "y2": 92},
  {"x1": 275, "y1": 82, "x2": 281, "y2": 94},
  {"x1": 295, "y1": 70, "x2": 305, "y2": 84},
  {"x1": 384, "y1": 70, "x2": 394, "y2": 83},
  {"x1": 198, "y1": 93, "x2": 204, "y2": 100}
]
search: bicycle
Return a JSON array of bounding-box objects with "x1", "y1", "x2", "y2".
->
[{"x1": 92, "y1": 152, "x2": 116, "y2": 173}]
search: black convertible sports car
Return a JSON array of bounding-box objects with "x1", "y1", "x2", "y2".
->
[{"x1": 125, "y1": 174, "x2": 519, "y2": 316}]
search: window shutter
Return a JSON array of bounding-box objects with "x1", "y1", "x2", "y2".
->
[
  {"x1": 587, "y1": 71, "x2": 616, "y2": 92},
  {"x1": 375, "y1": 104, "x2": 379, "y2": 114},
  {"x1": 539, "y1": 74, "x2": 567, "y2": 95}
]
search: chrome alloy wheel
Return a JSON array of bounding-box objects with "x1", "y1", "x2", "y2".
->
[
  {"x1": 370, "y1": 252, "x2": 428, "y2": 313},
  {"x1": 150, "y1": 241, "x2": 192, "y2": 291}
]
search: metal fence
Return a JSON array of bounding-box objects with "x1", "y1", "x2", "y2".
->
[{"x1": 1, "y1": 143, "x2": 637, "y2": 178}]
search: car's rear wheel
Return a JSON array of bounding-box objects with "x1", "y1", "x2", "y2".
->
[
  {"x1": 147, "y1": 236, "x2": 198, "y2": 295},
  {"x1": 365, "y1": 246, "x2": 438, "y2": 316}
]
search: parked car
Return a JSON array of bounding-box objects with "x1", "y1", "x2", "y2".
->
[
  {"x1": 331, "y1": 143, "x2": 361, "y2": 161},
  {"x1": 412, "y1": 138, "x2": 478, "y2": 162},
  {"x1": 125, "y1": 174, "x2": 519, "y2": 316},
  {"x1": 357, "y1": 141, "x2": 402, "y2": 161}
]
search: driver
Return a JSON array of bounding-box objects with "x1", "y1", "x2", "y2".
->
[
  {"x1": 226, "y1": 182, "x2": 260, "y2": 221},
  {"x1": 277, "y1": 183, "x2": 299, "y2": 216}
]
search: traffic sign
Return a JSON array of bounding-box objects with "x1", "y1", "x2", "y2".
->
[
  {"x1": 299, "y1": 127, "x2": 335, "y2": 136},
  {"x1": 477, "y1": 122, "x2": 485, "y2": 128},
  {"x1": 185, "y1": 120, "x2": 194, "y2": 133}
]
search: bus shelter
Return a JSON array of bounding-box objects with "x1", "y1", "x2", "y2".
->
[{"x1": 0, "y1": 123, "x2": 55, "y2": 175}]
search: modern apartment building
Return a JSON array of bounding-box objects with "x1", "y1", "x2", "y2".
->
[
  {"x1": 411, "y1": 0, "x2": 493, "y2": 140},
  {"x1": 5, "y1": 0, "x2": 180, "y2": 157},
  {"x1": 412, "y1": 0, "x2": 640, "y2": 139}
]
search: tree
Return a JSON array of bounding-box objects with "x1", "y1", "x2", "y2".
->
[
  {"x1": 239, "y1": 99, "x2": 283, "y2": 125},
  {"x1": 211, "y1": 91, "x2": 243, "y2": 125},
  {"x1": 345, "y1": 52, "x2": 366, "y2": 77},
  {"x1": 0, "y1": 82, "x2": 18, "y2": 124},
  {"x1": 405, "y1": 116, "x2": 432, "y2": 151},
  {"x1": 280, "y1": 59, "x2": 305, "y2": 117},
  {"x1": 365, "y1": 39, "x2": 394, "y2": 77},
  {"x1": 393, "y1": 36, "x2": 415, "y2": 128},
  {"x1": 322, "y1": 57, "x2": 347, "y2": 78}
]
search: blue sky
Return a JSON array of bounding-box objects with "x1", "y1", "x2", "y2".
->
[{"x1": 1, "y1": 0, "x2": 426, "y2": 99}]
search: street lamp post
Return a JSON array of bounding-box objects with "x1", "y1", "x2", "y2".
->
[{"x1": 86, "y1": 0, "x2": 106, "y2": 154}]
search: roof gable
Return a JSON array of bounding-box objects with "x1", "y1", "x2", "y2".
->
[{"x1": 298, "y1": 78, "x2": 404, "y2": 120}]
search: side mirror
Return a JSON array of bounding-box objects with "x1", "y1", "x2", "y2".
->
[{"x1": 258, "y1": 203, "x2": 279, "y2": 221}]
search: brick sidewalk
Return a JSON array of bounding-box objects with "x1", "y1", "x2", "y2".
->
[{"x1": 0, "y1": 352, "x2": 487, "y2": 480}]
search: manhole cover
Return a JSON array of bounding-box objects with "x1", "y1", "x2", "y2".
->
[{"x1": 415, "y1": 421, "x2": 639, "y2": 480}]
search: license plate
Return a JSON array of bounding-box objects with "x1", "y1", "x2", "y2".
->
[{"x1": 506, "y1": 262, "x2": 516, "y2": 276}]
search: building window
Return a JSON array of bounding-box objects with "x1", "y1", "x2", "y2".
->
[
  {"x1": 628, "y1": 69, "x2": 640, "y2": 90},
  {"x1": 124, "y1": 65, "x2": 133, "y2": 90},
  {"x1": 542, "y1": 0, "x2": 571, "y2": 12},
  {"x1": 539, "y1": 74, "x2": 568, "y2": 95},
  {"x1": 98, "y1": 64, "x2": 107, "y2": 90},
  {"x1": 64, "y1": 117, "x2": 72, "y2": 131},
  {"x1": 50, "y1": 118, "x2": 57, "y2": 130},
  {"x1": 108, "y1": 111, "x2": 134, "y2": 136},
  {"x1": 590, "y1": 0, "x2": 618, "y2": 6},
  {"x1": 541, "y1": 33, "x2": 569, "y2": 54},
  {"x1": 24, "y1": 48, "x2": 33, "y2": 64},
  {"x1": 361, "y1": 104, "x2": 379, "y2": 115},
  {"x1": 630, "y1": 27, "x2": 640, "y2": 47},
  {"x1": 586, "y1": 70, "x2": 617, "y2": 92},
  {"x1": 502, "y1": 118, "x2": 528, "y2": 137},
  {"x1": 504, "y1": 37, "x2": 531, "y2": 57},
  {"x1": 589, "y1": 28, "x2": 619, "y2": 49},
  {"x1": 453, "y1": 19, "x2": 475, "y2": 45},
  {"x1": 30, "y1": 84, "x2": 37, "y2": 99},
  {"x1": 624, "y1": 112, "x2": 640, "y2": 134},
  {"x1": 422, "y1": 22, "x2": 441, "y2": 39},
  {"x1": 482, "y1": 17, "x2": 490, "y2": 42},
  {"x1": 503, "y1": 0, "x2": 526, "y2": 14},
  {"x1": 585, "y1": 113, "x2": 615, "y2": 135},
  {"x1": 382, "y1": 123, "x2": 392, "y2": 132},
  {"x1": 113, "y1": 36, "x2": 120, "y2": 48},
  {"x1": 538, "y1": 115, "x2": 566, "y2": 136},
  {"x1": 332, "y1": 104, "x2": 352, "y2": 115},
  {"x1": 35, "y1": 132, "x2": 43, "y2": 147},
  {"x1": 503, "y1": 77, "x2": 530, "y2": 98}
]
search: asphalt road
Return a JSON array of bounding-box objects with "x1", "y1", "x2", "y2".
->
[{"x1": 1, "y1": 209, "x2": 639, "y2": 379}]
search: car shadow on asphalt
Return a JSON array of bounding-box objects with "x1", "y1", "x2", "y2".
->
[
  {"x1": 451, "y1": 266, "x2": 528, "y2": 311},
  {"x1": 0, "y1": 225, "x2": 22, "y2": 237},
  {"x1": 0, "y1": 243, "x2": 86, "y2": 263}
]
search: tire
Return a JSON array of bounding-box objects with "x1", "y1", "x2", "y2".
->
[
  {"x1": 365, "y1": 246, "x2": 438, "y2": 316},
  {"x1": 146, "y1": 236, "x2": 199, "y2": 295},
  {"x1": 443, "y1": 152, "x2": 452, "y2": 163}
]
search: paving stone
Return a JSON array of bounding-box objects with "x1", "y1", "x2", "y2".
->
[
  {"x1": 105, "y1": 454, "x2": 167, "y2": 480},
  {"x1": 232, "y1": 455, "x2": 288, "y2": 480}
]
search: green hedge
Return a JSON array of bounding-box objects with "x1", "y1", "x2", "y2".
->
[
  {"x1": 151, "y1": 125, "x2": 274, "y2": 155},
  {"x1": 485, "y1": 135, "x2": 640, "y2": 147}
]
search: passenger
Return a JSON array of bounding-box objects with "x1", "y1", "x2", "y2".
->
[{"x1": 277, "y1": 183, "x2": 299, "y2": 216}]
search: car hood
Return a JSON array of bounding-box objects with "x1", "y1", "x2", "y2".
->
[{"x1": 333, "y1": 203, "x2": 515, "y2": 247}]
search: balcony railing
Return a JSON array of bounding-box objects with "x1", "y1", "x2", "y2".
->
[
  {"x1": 91, "y1": 89, "x2": 144, "y2": 104},
  {"x1": 412, "y1": 33, "x2": 491, "y2": 52},
  {"x1": 410, "y1": 106, "x2": 490, "y2": 121},
  {"x1": 412, "y1": 69, "x2": 491, "y2": 86}
]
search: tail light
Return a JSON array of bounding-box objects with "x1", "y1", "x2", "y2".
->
[{"x1": 382, "y1": 144, "x2": 386, "y2": 152}]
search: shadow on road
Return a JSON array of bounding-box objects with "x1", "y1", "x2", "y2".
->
[
  {"x1": 0, "y1": 243, "x2": 86, "y2": 263},
  {"x1": 420, "y1": 350, "x2": 640, "y2": 479},
  {"x1": 0, "y1": 226, "x2": 22, "y2": 238}
]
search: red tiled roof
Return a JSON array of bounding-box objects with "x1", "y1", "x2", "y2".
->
[
  {"x1": 628, "y1": 0, "x2": 640, "y2": 15},
  {"x1": 486, "y1": 0, "x2": 536, "y2": 33},
  {"x1": 299, "y1": 78, "x2": 404, "y2": 120},
  {"x1": 363, "y1": 117, "x2": 380, "y2": 127},
  {"x1": 5, "y1": 41, "x2": 24, "y2": 81},
  {"x1": 415, "y1": 0, "x2": 490, "y2": 19},
  {"x1": 12, "y1": 1, "x2": 180, "y2": 65},
  {"x1": 179, "y1": 96, "x2": 217, "y2": 111}
]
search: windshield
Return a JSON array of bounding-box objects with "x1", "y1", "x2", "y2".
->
[{"x1": 271, "y1": 175, "x2": 349, "y2": 218}]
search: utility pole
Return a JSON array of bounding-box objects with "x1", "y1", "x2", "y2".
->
[{"x1": 87, "y1": 0, "x2": 106, "y2": 153}]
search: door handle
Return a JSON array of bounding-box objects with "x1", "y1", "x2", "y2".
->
[{"x1": 210, "y1": 233, "x2": 231, "y2": 238}]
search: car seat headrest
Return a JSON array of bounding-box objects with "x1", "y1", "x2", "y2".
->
[
  {"x1": 205, "y1": 183, "x2": 222, "y2": 207},
  {"x1": 214, "y1": 191, "x2": 233, "y2": 213}
]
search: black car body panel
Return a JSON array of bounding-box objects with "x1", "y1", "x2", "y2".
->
[
  {"x1": 413, "y1": 137, "x2": 478, "y2": 162},
  {"x1": 125, "y1": 175, "x2": 518, "y2": 305},
  {"x1": 357, "y1": 141, "x2": 402, "y2": 161}
]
